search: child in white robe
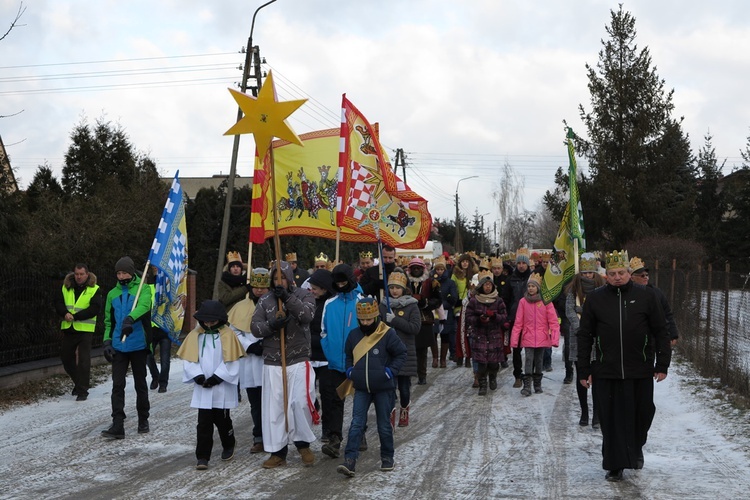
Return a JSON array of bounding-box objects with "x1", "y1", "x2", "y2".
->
[{"x1": 177, "y1": 300, "x2": 245, "y2": 470}]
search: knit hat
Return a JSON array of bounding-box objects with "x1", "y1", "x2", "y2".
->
[
  {"x1": 528, "y1": 272, "x2": 543, "y2": 288},
  {"x1": 249, "y1": 268, "x2": 271, "y2": 288},
  {"x1": 408, "y1": 257, "x2": 426, "y2": 269},
  {"x1": 194, "y1": 300, "x2": 228, "y2": 323},
  {"x1": 516, "y1": 248, "x2": 530, "y2": 265},
  {"x1": 356, "y1": 297, "x2": 380, "y2": 320},
  {"x1": 115, "y1": 256, "x2": 136, "y2": 276},
  {"x1": 308, "y1": 268, "x2": 334, "y2": 294}
]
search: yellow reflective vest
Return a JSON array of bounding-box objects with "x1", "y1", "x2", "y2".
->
[{"x1": 61, "y1": 284, "x2": 100, "y2": 332}]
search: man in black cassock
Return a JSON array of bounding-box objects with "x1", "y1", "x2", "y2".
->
[{"x1": 577, "y1": 250, "x2": 671, "y2": 482}]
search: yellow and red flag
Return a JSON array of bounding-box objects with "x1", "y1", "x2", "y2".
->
[
  {"x1": 337, "y1": 95, "x2": 432, "y2": 249},
  {"x1": 249, "y1": 128, "x2": 370, "y2": 243}
]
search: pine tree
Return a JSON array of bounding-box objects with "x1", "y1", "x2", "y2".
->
[
  {"x1": 571, "y1": 6, "x2": 696, "y2": 247},
  {"x1": 694, "y1": 133, "x2": 726, "y2": 262}
]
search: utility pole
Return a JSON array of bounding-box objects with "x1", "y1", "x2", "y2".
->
[
  {"x1": 454, "y1": 176, "x2": 478, "y2": 254},
  {"x1": 213, "y1": 0, "x2": 276, "y2": 299},
  {"x1": 393, "y1": 148, "x2": 407, "y2": 183}
]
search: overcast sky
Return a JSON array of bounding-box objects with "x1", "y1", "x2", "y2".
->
[{"x1": 2, "y1": 0, "x2": 749, "y2": 229}]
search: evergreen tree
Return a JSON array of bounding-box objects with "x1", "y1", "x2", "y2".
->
[
  {"x1": 562, "y1": 6, "x2": 696, "y2": 247},
  {"x1": 694, "y1": 133, "x2": 726, "y2": 262}
]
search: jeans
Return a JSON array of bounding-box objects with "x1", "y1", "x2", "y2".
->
[
  {"x1": 542, "y1": 347, "x2": 552, "y2": 369},
  {"x1": 396, "y1": 375, "x2": 411, "y2": 407},
  {"x1": 147, "y1": 336, "x2": 172, "y2": 385},
  {"x1": 344, "y1": 390, "x2": 395, "y2": 461},
  {"x1": 111, "y1": 349, "x2": 150, "y2": 423}
]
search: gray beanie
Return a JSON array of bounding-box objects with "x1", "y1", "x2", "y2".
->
[
  {"x1": 115, "y1": 256, "x2": 136, "y2": 276},
  {"x1": 516, "y1": 254, "x2": 530, "y2": 265}
]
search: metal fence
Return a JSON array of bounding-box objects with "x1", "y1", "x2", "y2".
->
[
  {"x1": 0, "y1": 269, "x2": 196, "y2": 367},
  {"x1": 653, "y1": 261, "x2": 750, "y2": 398}
]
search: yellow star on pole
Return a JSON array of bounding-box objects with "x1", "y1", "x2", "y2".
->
[{"x1": 224, "y1": 70, "x2": 307, "y2": 159}]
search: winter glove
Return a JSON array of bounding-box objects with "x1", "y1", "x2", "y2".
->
[
  {"x1": 193, "y1": 374, "x2": 206, "y2": 385},
  {"x1": 202, "y1": 374, "x2": 223, "y2": 388},
  {"x1": 384, "y1": 367, "x2": 394, "y2": 380},
  {"x1": 247, "y1": 340, "x2": 264, "y2": 356},
  {"x1": 486, "y1": 309, "x2": 495, "y2": 317},
  {"x1": 273, "y1": 286, "x2": 290, "y2": 302},
  {"x1": 346, "y1": 367, "x2": 353, "y2": 379},
  {"x1": 503, "y1": 322, "x2": 511, "y2": 331},
  {"x1": 102, "y1": 340, "x2": 115, "y2": 363},
  {"x1": 386, "y1": 312, "x2": 396, "y2": 323},
  {"x1": 268, "y1": 314, "x2": 291, "y2": 331},
  {"x1": 503, "y1": 345, "x2": 512, "y2": 355},
  {"x1": 480, "y1": 314, "x2": 490, "y2": 324},
  {"x1": 120, "y1": 316, "x2": 134, "y2": 339}
]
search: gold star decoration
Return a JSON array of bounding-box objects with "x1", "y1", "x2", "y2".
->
[{"x1": 224, "y1": 70, "x2": 307, "y2": 159}]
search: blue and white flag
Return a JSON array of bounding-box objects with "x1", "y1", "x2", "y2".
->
[{"x1": 148, "y1": 171, "x2": 188, "y2": 342}]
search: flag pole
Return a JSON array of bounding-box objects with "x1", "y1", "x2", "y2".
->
[
  {"x1": 121, "y1": 259, "x2": 151, "y2": 342},
  {"x1": 269, "y1": 145, "x2": 289, "y2": 433}
]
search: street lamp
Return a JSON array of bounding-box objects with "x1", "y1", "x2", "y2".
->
[
  {"x1": 213, "y1": 0, "x2": 278, "y2": 299},
  {"x1": 454, "y1": 175, "x2": 478, "y2": 254}
]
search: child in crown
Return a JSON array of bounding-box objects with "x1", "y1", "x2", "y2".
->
[{"x1": 510, "y1": 273, "x2": 560, "y2": 396}]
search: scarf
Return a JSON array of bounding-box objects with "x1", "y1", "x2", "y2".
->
[
  {"x1": 388, "y1": 295, "x2": 418, "y2": 308},
  {"x1": 581, "y1": 276, "x2": 597, "y2": 295},
  {"x1": 524, "y1": 292, "x2": 542, "y2": 303},
  {"x1": 221, "y1": 271, "x2": 246, "y2": 288},
  {"x1": 475, "y1": 290, "x2": 498, "y2": 305}
]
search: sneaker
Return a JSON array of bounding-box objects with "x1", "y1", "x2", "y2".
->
[
  {"x1": 221, "y1": 447, "x2": 235, "y2": 461},
  {"x1": 138, "y1": 419, "x2": 150, "y2": 434},
  {"x1": 262, "y1": 455, "x2": 287, "y2": 469},
  {"x1": 196, "y1": 459, "x2": 209, "y2": 470},
  {"x1": 380, "y1": 458, "x2": 395, "y2": 471},
  {"x1": 320, "y1": 434, "x2": 330, "y2": 444},
  {"x1": 358, "y1": 435, "x2": 367, "y2": 452},
  {"x1": 299, "y1": 447, "x2": 315, "y2": 467},
  {"x1": 101, "y1": 424, "x2": 125, "y2": 439},
  {"x1": 337, "y1": 458, "x2": 356, "y2": 477},
  {"x1": 321, "y1": 435, "x2": 341, "y2": 459},
  {"x1": 76, "y1": 393, "x2": 88, "y2": 401},
  {"x1": 250, "y1": 442, "x2": 264, "y2": 454},
  {"x1": 513, "y1": 378, "x2": 523, "y2": 388},
  {"x1": 150, "y1": 379, "x2": 159, "y2": 390},
  {"x1": 605, "y1": 469, "x2": 623, "y2": 482}
]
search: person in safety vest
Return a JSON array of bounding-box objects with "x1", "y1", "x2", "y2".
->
[{"x1": 55, "y1": 263, "x2": 102, "y2": 401}]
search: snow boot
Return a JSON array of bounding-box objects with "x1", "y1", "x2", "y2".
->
[
  {"x1": 431, "y1": 342, "x2": 439, "y2": 368},
  {"x1": 455, "y1": 356, "x2": 464, "y2": 367},
  {"x1": 390, "y1": 408, "x2": 397, "y2": 430},
  {"x1": 533, "y1": 374, "x2": 543, "y2": 394},
  {"x1": 398, "y1": 406, "x2": 410, "y2": 427},
  {"x1": 477, "y1": 376, "x2": 488, "y2": 396},
  {"x1": 101, "y1": 422, "x2": 125, "y2": 439},
  {"x1": 440, "y1": 343, "x2": 449, "y2": 367},
  {"x1": 591, "y1": 411, "x2": 600, "y2": 430},
  {"x1": 488, "y1": 372, "x2": 498, "y2": 391},
  {"x1": 321, "y1": 434, "x2": 342, "y2": 459},
  {"x1": 513, "y1": 377, "x2": 523, "y2": 388},
  {"x1": 472, "y1": 375, "x2": 479, "y2": 388},
  {"x1": 563, "y1": 362, "x2": 574, "y2": 384},
  {"x1": 579, "y1": 406, "x2": 589, "y2": 426},
  {"x1": 520, "y1": 375, "x2": 532, "y2": 397}
]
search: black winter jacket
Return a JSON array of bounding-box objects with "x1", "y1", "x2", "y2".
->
[{"x1": 577, "y1": 281, "x2": 671, "y2": 380}]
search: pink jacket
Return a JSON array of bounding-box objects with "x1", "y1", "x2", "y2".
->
[{"x1": 510, "y1": 297, "x2": 560, "y2": 348}]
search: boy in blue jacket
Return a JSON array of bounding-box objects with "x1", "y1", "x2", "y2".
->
[{"x1": 337, "y1": 297, "x2": 407, "y2": 477}]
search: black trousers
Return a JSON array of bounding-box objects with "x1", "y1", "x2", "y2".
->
[
  {"x1": 110, "y1": 349, "x2": 150, "y2": 423},
  {"x1": 196, "y1": 408, "x2": 235, "y2": 460},
  {"x1": 318, "y1": 366, "x2": 346, "y2": 440},
  {"x1": 512, "y1": 347, "x2": 523, "y2": 379},
  {"x1": 593, "y1": 377, "x2": 655, "y2": 471},
  {"x1": 245, "y1": 386, "x2": 263, "y2": 443},
  {"x1": 61, "y1": 331, "x2": 91, "y2": 395}
]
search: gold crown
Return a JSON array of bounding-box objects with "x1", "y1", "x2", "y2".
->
[
  {"x1": 356, "y1": 298, "x2": 380, "y2": 320},
  {"x1": 249, "y1": 268, "x2": 271, "y2": 288},
  {"x1": 528, "y1": 272, "x2": 543, "y2": 287},
  {"x1": 226, "y1": 251, "x2": 242, "y2": 265},
  {"x1": 315, "y1": 252, "x2": 329, "y2": 263},
  {"x1": 285, "y1": 252, "x2": 297, "y2": 262},
  {"x1": 605, "y1": 250, "x2": 629, "y2": 270},
  {"x1": 477, "y1": 269, "x2": 494, "y2": 284},
  {"x1": 579, "y1": 253, "x2": 598, "y2": 273},
  {"x1": 490, "y1": 257, "x2": 503, "y2": 268},
  {"x1": 433, "y1": 255, "x2": 447, "y2": 268},
  {"x1": 479, "y1": 257, "x2": 491, "y2": 270},
  {"x1": 629, "y1": 256, "x2": 646, "y2": 273},
  {"x1": 388, "y1": 271, "x2": 409, "y2": 289},
  {"x1": 397, "y1": 256, "x2": 410, "y2": 267},
  {"x1": 359, "y1": 251, "x2": 373, "y2": 259},
  {"x1": 540, "y1": 252, "x2": 552, "y2": 262},
  {"x1": 516, "y1": 248, "x2": 529, "y2": 258}
]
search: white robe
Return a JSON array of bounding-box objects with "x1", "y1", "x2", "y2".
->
[
  {"x1": 234, "y1": 328, "x2": 264, "y2": 389},
  {"x1": 182, "y1": 332, "x2": 240, "y2": 410},
  {"x1": 261, "y1": 362, "x2": 317, "y2": 452}
]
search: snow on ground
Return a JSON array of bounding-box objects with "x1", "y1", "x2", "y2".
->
[{"x1": 1, "y1": 350, "x2": 749, "y2": 499}]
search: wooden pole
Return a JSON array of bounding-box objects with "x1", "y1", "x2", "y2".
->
[{"x1": 268, "y1": 145, "x2": 289, "y2": 432}]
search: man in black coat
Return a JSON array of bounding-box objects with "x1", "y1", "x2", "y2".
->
[
  {"x1": 501, "y1": 250, "x2": 532, "y2": 387},
  {"x1": 577, "y1": 250, "x2": 671, "y2": 482}
]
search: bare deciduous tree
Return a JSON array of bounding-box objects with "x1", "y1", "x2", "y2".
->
[{"x1": 492, "y1": 159, "x2": 525, "y2": 251}]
